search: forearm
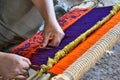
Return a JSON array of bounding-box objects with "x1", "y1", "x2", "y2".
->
[{"x1": 32, "y1": 0, "x2": 57, "y2": 23}]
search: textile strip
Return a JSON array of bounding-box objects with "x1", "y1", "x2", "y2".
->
[{"x1": 10, "y1": 8, "x2": 92, "y2": 58}]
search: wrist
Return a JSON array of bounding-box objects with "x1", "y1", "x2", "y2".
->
[{"x1": 45, "y1": 17, "x2": 58, "y2": 24}]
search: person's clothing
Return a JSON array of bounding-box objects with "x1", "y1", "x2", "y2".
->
[
  {"x1": 0, "y1": 0, "x2": 67, "y2": 51},
  {"x1": 0, "y1": 0, "x2": 43, "y2": 51}
]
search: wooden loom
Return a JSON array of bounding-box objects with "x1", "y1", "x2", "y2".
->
[{"x1": 10, "y1": 3, "x2": 120, "y2": 80}]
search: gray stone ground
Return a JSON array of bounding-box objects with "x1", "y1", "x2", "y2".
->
[{"x1": 80, "y1": 41, "x2": 120, "y2": 80}]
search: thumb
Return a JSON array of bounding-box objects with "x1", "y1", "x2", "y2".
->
[
  {"x1": 42, "y1": 33, "x2": 51, "y2": 48},
  {"x1": 22, "y1": 57, "x2": 31, "y2": 65}
]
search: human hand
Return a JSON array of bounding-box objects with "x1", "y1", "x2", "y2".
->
[
  {"x1": 42, "y1": 20, "x2": 65, "y2": 48},
  {"x1": 0, "y1": 52, "x2": 31, "y2": 80},
  {"x1": 32, "y1": 0, "x2": 65, "y2": 48}
]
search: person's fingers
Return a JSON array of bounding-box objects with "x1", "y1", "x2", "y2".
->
[
  {"x1": 48, "y1": 35, "x2": 63, "y2": 47},
  {"x1": 22, "y1": 62, "x2": 30, "y2": 71},
  {"x1": 42, "y1": 33, "x2": 51, "y2": 47},
  {"x1": 14, "y1": 75, "x2": 27, "y2": 80},
  {"x1": 22, "y1": 57, "x2": 31, "y2": 65},
  {"x1": 4, "y1": 75, "x2": 27, "y2": 80},
  {"x1": 13, "y1": 68, "x2": 27, "y2": 76},
  {"x1": 48, "y1": 37, "x2": 60, "y2": 47},
  {"x1": 2, "y1": 72, "x2": 27, "y2": 80},
  {"x1": 20, "y1": 69, "x2": 28, "y2": 76},
  {"x1": 17, "y1": 59, "x2": 30, "y2": 72},
  {"x1": 13, "y1": 69, "x2": 29, "y2": 80}
]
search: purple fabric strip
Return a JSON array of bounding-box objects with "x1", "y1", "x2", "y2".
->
[{"x1": 30, "y1": 6, "x2": 112, "y2": 69}]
